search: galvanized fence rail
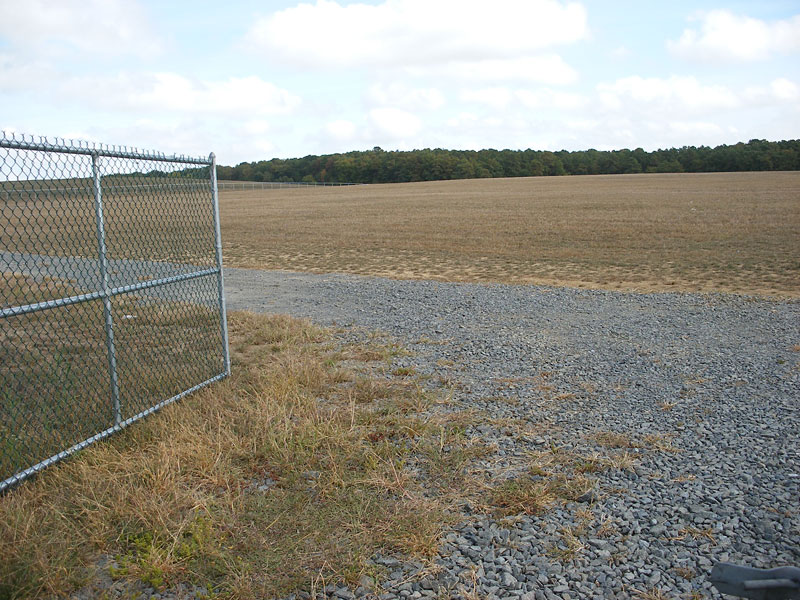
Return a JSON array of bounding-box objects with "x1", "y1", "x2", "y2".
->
[{"x1": 0, "y1": 133, "x2": 230, "y2": 492}]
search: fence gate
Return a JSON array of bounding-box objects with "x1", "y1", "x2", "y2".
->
[{"x1": 0, "y1": 133, "x2": 230, "y2": 492}]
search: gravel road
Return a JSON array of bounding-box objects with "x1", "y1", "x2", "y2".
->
[{"x1": 224, "y1": 267, "x2": 800, "y2": 600}]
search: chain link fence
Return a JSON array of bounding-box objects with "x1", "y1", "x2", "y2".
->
[
  {"x1": 217, "y1": 180, "x2": 360, "y2": 191},
  {"x1": 0, "y1": 133, "x2": 230, "y2": 492}
]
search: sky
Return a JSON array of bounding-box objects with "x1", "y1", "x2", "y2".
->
[{"x1": 1, "y1": 0, "x2": 799, "y2": 165}]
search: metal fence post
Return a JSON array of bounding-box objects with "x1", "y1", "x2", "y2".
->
[
  {"x1": 209, "y1": 153, "x2": 231, "y2": 376},
  {"x1": 91, "y1": 152, "x2": 122, "y2": 426}
]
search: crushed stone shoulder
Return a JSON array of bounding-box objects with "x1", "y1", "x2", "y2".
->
[{"x1": 224, "y1": 267, "x2": 800, "y2": 600}]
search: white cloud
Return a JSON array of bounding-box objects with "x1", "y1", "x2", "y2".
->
[
  {"x1": 436, "y1": 73, "x2": 800, "y2": 153},
  {"x1": 103, "y1": 119, "x2": 216, "y2": 156},
  {"x1": 770, "y1": 78, "x2": 800, "y2": 102},
  {"x1": 407, "y1": 55, "x2": 578, "y2": 85},
  {"x1": 242, "y1": 120, "x2": 272, "y2": 135},
  {"x1": 516, "y1": 88, "x2": 587, "y2": 110},
  {"x1": 369, "y1": 108, "x2": 422, "y2": 140},
  {"x1": 0, "y1": 54, "x2": 57, "y2": 91},
  {"x1": 60, "y1": 73, "x2": 301, "y2": 116},
  {"x1": 459, "y1": 87, "x2": 586, "y2": 110},
  {"x1": 460, "y1": 88, "x2": 514, "y2": 110},
  {"x1": 367, "y1": 83, "x2": 445, "y2": 111},
  {"x1": 97, "y1": 118, "x2": 279, "y2": 165},
  {"x1": 597, "y1": 76, "x2": 739, "y2": 113},
  {"x1": 0, "y1": 0, "x2": 162, "y2": 58},
  {"x1": 668, "y1": 10, "x2": 800, "y2": 62},
  {"x1": 325, "y1": 119, "x2": 357, "y2": 141},
  {"x1": 245, "y1": 0, "x2": 588, "y2": 69},
  {"x1": 597, "y1": 75, "x2": 800, "y2": 121},
  {"x1": 667, "y1": 121, "x2": 725, "y2": 136},
  {"x1": 230, "y1": 121, "x2": 277, "y2": 158},
  {"x1": 744, "y1": 78, "x2": 800, "y2": 105},
  {"x1": 132, "y1": 74, "x2": 300, "y2": 115},
  {"x1": 446, "y1": 112, "x2": 479, "y2": 128},
  {"x1": 565, "y1": 119, "x2": 600, "y2": 131}
]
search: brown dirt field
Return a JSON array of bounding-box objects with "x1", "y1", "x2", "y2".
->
[{"x1": 219, "y1": 172, "x2": 800, "y2": 297}]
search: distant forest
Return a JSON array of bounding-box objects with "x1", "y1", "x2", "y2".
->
[{"x1": 217, "y1": 139, "x2": 800, "y2": 184}]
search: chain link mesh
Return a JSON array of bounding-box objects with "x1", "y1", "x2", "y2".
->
[{"x1": 0, "y1": 133, "x2": 229, "y2": 491}]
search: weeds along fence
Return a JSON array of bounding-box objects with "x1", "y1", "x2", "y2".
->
[{"x1": 0, "y1": 133, "x2": 230, "y2": 492}]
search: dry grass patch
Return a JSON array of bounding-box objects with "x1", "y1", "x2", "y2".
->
[
  {"x1": 632, "y1": 588, "x2": 672, "y2": 600},
  {"x1": 0, "y1": 312, "x2": 466, "y2": 600},
  {"x1": 672, "y1": 526, "x2": 717, "y2": 545},
  {"x1": 573, "y1": 450, "x2": 637, "y2": 474},
  {"x1": 532, "y1": 444, "x2": 638, "y2": 477},
  {"x1": 592, "y1": 430, "x2": 681, "y2": 454},
  {"x1": 418, "y1": 426, "x2": 491, "y2": 493},
  {"x1": 392, "y1": 366, "x2": 416, "y2": 377},
  {"x1": 596, "y1": 514, "x2": 619, "y2": 538},
  {"x1": 486, "y1": 442, "x2": 642, "y2": 518},
  {"x1": 592, "y1": 431, "x2": 635, "y2": 448},
  {"x1": 338, "y1": 339, "x2": 411, "y2": 364},
  {"x1": 642, "y1": 433, "x2": 681, "y2": 453},
  {"x1": 489, "y1": 478, "x2": 557, "y2": 516},
  {"x1": 546, "y1": 526, "x2": 586, "y2": 562},
  {"x1": 573, "y1": 453, "x2": 610, "y2": 474},
  {"x1": 489, "y1": 451, "x2": 599, "y2": 517},
  {"x1": 673, "y1": 566, "x2": 696, "y2": 580},
  {"x1": 346, "y1": 376, "x2": 405, "y2": 404}
]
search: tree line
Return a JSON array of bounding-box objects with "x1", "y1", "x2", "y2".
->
[{"x1": 216, "y1": 139, "x2": 800, "y2": 184}]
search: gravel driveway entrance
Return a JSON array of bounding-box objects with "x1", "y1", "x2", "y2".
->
[{"x1": 225, "y1": 268, "x2": 799, "y2": 600}]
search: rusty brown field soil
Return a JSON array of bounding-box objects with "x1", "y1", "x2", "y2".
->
[{"x1": 219, "y1": 172, "x2": 800, "y2": 297}]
